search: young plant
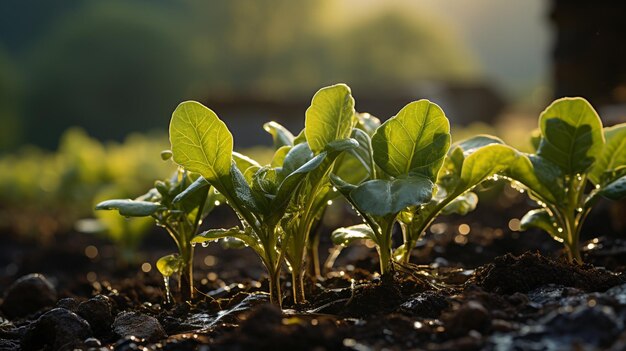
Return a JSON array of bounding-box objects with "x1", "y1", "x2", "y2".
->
[
  {"x1": 505, "y1": 97, "x2": 626, "y2": 262},
  {"x1": 277, "y1": 84, "x2": 360, "y2": 303},
  {"x1": 95, "y1": 168, "x2": 218, "y2": 302},
  {"x1": 305, "y1": 113, "x2": 380, "y2": 279},
  {"x1": 168, "y1": 89, "x2": 357, "y2": 306},
  {"x1": 331, "y1": 100, "x2": 450, "y2": 275},
  {"x1": 395, "y1": 135, "x2": 519, "y2": 263}
]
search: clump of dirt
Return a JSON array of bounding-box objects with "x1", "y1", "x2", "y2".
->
[{"x1": 468, "y1": 252, "x2": 626, "y2": 294}]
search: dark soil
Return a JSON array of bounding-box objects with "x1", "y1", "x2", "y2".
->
[{"x1": 1, "y1": 196, "x2": 626, "y2": 351}]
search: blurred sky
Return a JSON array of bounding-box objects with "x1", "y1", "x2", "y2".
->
[{"x1": 0, "y1": 0, "x2": 551, "y2": 151}]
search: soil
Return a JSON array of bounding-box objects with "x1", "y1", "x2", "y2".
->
[{"x1": 1, "y1": 195, "x2": 626, "y2": 351}]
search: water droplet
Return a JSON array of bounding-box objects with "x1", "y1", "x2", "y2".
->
[
  {"x1": 596, "y1": 184, "x2": 601, "y2": 189},
  {"x1": 557, "y1": 227, "x2": 563, "y2": 233},
  {"x1": 577, "y1": 207, "x2": 583, "y2": 213},
  {"x1": 327, "y1": 200, "x2": 333, "y2": 206},
  {"x1": 214, "y1": 200, "x2": 221, "y2": 206},
  {"x1": 332, "y1": 186, "x2": 338, "y2": 192},
  {"x1": 202, "y1": 241, "x2": 209, "y2": 248},
  {"x1": 191, "y1": 242, "x2": 197, "y2": 248},
  {"x1": 163, "y1": 277, "x2": 172, "y2": 304}
]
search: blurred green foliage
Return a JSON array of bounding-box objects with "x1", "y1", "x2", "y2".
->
[
  {"x1": 0, "y1": 0, "x2": 477, "y2": 151},
  {"x1": 0, "y1": 128, "x2": 175, "y2": 243}
]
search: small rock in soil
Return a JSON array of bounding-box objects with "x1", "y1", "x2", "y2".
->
[
  {"x1": 57, "y1": 297, "x2": 80, "y2": 312},
  {"x1": 1, "y1": 273, "x2": 57, "y2": 319},
  {"x1": 77, "y1": 295, "x2": 113, "y2": 336},
  {"x1": 22, "y1": 307, "x2": 92, "y2": 350},
  {"x1": 112, "y1": 311, "x2": 166, "y2": 342},
  {"x1": 397, "y1": 291, "x2": 449, "y2": 318}
]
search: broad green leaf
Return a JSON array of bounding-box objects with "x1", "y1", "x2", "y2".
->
[
  {"x1": 599, "y1": 175, "x2": 626, "y2": 200},
  {"x1": 536, "y1": 97, "x2": 604, "y2": 175},
  {"x1": 520, "y1": 209, "x2": 562, "y2": 241},
  {"x1": 156, "y1": 254, "x2": 182, "y2": 277},
  {"x1": 95, "y1": 199, "x2": 163, "y2": 217},
  {"x1": 170, "y1": 101, "x2": 233, "y2": 182},
  {"x1": 459, "y1": 144, "x2": 518, "y2": 189},
  {"x1": 192, "y1": 227, "x2": 258, "y2": 248},
  {"x1": 506, "y1": 154, "x2": 560, "y2": 204},
  {"x1": 589, "y1": 123, "x2": 626, "y2": 185},
  {"x1": 305, "y1": 84, "x2": 355, "y2": 154},
  {"x1": 349, "y1": 176, "x2": 434, "y2": 216},
  {"x1": 331, "y1": 224, "x2": 376, "y2": 246},
  {"x1": 264, "y1": 121, "x2": 295, "y2": 149},
  {"x1": 371, "y1": 100, "x2": 450, "y2": 180}
]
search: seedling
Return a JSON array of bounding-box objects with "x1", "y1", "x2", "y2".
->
[
  {"x1": 505, "y1": 97, "x2": 626, "y2": 262},
  {"x1": 169, "y1": 87, "x2": 358, "y2": 306},
  {"x1": 96, "y1": 168, "x2": 219, "y2": 302},
  {"x1": 278, "y1": 84, "x2": 359, "y2": 303},
  {"x1": 331, "y1": 100, "x2": 450, "y2": 274}
]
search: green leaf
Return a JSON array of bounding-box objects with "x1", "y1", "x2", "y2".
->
[
  {"x1": 305, "y1": 84, "x2": 355, "y2": 154},
  {"x1": 349, "y1": 176, "x2": 434, "y2": 216},
  {"x1": 371, "y1": 100, "x2": 450, "y2": 180},
  {"x1": 589, "y1": 123, "x2": 626, "y2": 185},
  {"x1": 506, "y1": 154, "x2": 561, "y2": 204},
  {"x1": 331, "y1": 224, "x2": 376, "y2": 246},
  {"x1": 228, "y1": 162, "x2": 267, "y2": 214},
  {"x1": 280, "y1": 143, "x2": 314, "y2": 179},
  {"x1": 599, "y1": 175, "x2": 626, "y2": 200},
  {"x1": 156, "y1": 254, "x2": 182, "y2": 277},
  {"x1": 536, "y1": 97, "x2": 604, "y2": 175},
  {"x1": 452, "y1": 134, "x2": 503, "y2": 153},
  {"x1": 95, "y1": 199, "x2": 163, "y2": 217},
  {"x1": 264, "y1": 121, "x2": 295, "y2": 149},
  {"x1": 192, "y1": 227, "x2": 258, "y2": 248},
  {"x1": 271, "y1": 145, "x2": 291, "y2": 167},
  {"x1": 233, "y1": 152, "x2": 261, "y2": 174},
  {"x1": 520, "y1": 209, "x2": 562, "y2": 241},
  {"x1": 356, "y1": 112, "x2": 381, "y2": 136},
  {"x1": 268, "y1": 152, "x2": 327, "y2": 224},
  {"x1": 170, "y1": 101, "x2": 233, "y2": 183},
  {"x1": 172, "y1": 176, "x2": 209, "y2": 205},
  {"x1": 459, "y1": 144, "x2": 518, "y2": 189}
]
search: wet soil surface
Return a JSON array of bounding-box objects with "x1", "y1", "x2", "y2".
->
[{"x1": 1, "y1": 197, "x2": 626, "y2": 351}]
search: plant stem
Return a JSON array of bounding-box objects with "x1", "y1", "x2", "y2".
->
[
  {"x1": 378, "y1": 221, "x2": 394, "y2": 275},
  {"x1": 306, "y1": 226, "x2": 322, "y2": 279},
  {"x1": 291, "y1": 268, "x2": 306, "y2": 305},
  {"x1": 179, "y1": 242, "x2": 194, "y2": 302},
  {"x1": 268, "y1": 266, "x2": 282, "y2": 307}
]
